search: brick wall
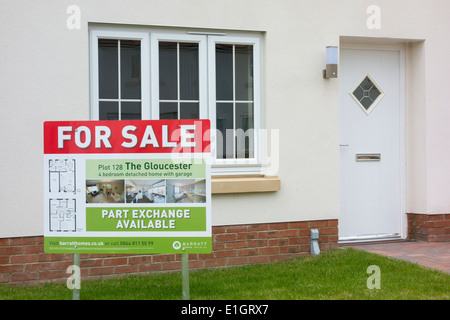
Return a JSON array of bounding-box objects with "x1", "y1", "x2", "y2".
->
[
  {"x1": 407, "y1": 213, "x2": 450, "y2": 242},
  {"x1": 0, "y1": 220, "x2": 338, "y2": 286}
]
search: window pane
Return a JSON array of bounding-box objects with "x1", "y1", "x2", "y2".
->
[
  {"x1": 180, "y1": 103, "x2": 199, "y2": 119},
  {"x1": 159, "y1": 42, "x2": 178, "y2": 100},
  {"x1": 216, "y1": 44, "x2": 233, "y2": 101},
  {"x1": 235, "y1": 103, "x2": 254, "y2": 132},
  {"x1": 235, "y1": 45, "x2": 253, "y2": 101},
  {"x1": 120, "y1": 40, "x2": 141, "y2": 99},
  {"x1": 180, "y1": 43, "x2": 199, "y2": 100},
  {"x1": 160, "y1": 102, "x2": 178, "y2": 119},
  {"x1": 216, "y1": 103, "x2": 234, "y2": 159},
  {"x1": 235, "y1": 103, "x2": 254, "y2": 158},
  {"x1": 98, "y1": 39, "x2": 118, "y2": 99},
  {"x1": 121, "y1": 102, "x2": 141, "y2": 120},
  {"x1": 99, "y1": 101, "x2": 119, "y2": 120}
]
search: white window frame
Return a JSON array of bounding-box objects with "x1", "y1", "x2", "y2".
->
[
  {"x1": 208, "y1": 35, "x2": 263, "y2": 175},
  {"x1": 89, "y1": 28, "x2": 150, "y2": 120},
  {"x1": 150, "y1": 32, "x2": 208, "y2": 120},
  {"x1": 89, "y1": 26, "x2": 263, "y2": 176}
]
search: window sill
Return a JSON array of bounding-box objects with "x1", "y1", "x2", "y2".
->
[{"x1": 211, "y1": 175, "x2": 281, "y2": 194}]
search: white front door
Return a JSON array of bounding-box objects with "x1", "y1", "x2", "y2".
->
[{"x1": 339, "y1": 44, "x2": 405, "y2": 242}]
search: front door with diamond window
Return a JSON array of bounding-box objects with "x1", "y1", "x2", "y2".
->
[{"x1": 339, "y1": 45, "x2": 405, "y2": 241}]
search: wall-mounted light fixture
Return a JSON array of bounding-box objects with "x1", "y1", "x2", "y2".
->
[{"x1": 323, "y1": 46, "x2": 338, "y2": 79}]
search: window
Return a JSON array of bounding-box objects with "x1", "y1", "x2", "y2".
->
[
  {"x1": 150, "y1": 33, "x2": 208, "y2": 121},
  {"x1": 209, "y1": 37, "x2": 260, "y2": 163},
  {"x1": 98, "y1": 39, "x2": 142, "y2": 120},
  {"x1": 158, "y1": 42, "x2": 199, "y2": 119},
  {"x1": 90, "y1": 29, "x2": 150, "y2": 120},
  {"x1": 90, "y1": 27, "x2": 262, "y2": 175}
]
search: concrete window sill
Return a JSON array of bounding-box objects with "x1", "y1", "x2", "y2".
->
[{"x1": 211, "y1": 175, "x2": 281, "y2": 194}]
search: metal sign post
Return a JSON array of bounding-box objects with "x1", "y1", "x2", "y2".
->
[
  {"x1": 72, "y1": 253, "x2": 80, "y2": 300},
  {"x1": 181, "y1": 253, "x2": 190, "y2": 300}
]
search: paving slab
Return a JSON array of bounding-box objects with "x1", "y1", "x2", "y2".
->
[{"x1": 342, "y1": 240, "x2": 450, "y2": 274}]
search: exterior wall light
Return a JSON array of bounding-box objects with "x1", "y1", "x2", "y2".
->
[{"x1": 323, "y1": 46, "x2": 338, "y2": 79}]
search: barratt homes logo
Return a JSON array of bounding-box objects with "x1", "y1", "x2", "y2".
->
[
  {"x1": 172, "y1": 240, "x2": 208, "y2": 250},
  {"x1": 182, "y1": 241, "x2": 208, "y2": 249},
  {"x1": 173, "y1": 241, "x2": 182, "y2": 250}
]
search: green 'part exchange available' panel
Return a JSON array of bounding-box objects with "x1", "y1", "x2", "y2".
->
[
  {"x1": 86, "y1": 158, "x2": 205, "y2": 179},
  {"x1": 86, "y1": 207, "x2": 206, "y2": 232}
]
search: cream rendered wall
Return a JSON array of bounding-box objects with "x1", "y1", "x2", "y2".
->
[
  {"x1": 0, "y1": 2, "x2": 90, "y2": 238},
  {"x1": 406, "y1": 41, "x2": 427, "y2": 214},
  {"x1": 0, "y1": 0, "x2": 449, "y2": 238}
]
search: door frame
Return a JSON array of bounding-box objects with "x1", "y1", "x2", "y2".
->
[{"x1": 339, "y1": 42, "x2": 407, "y2": 243}]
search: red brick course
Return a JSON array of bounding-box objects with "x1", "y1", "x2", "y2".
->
[
  {"x1": 407, "y1": 213, "x2": 450, "y2": 242},
  {"x1": 0, "y1": 220, "x2": 338, "y2": 286}
]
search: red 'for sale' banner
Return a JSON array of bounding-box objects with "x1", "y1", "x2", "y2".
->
[{"x1": 44, "y1": 119, "x2": 211, "y2": 154}]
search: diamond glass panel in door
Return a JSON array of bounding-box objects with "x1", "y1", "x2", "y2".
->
[
  {"x1": 350, "y1": 73, "x2": 384, "y2": 115},
  {"x1": 215, "y1": 44, "x2": 254, "y2": 159},
  {"x1": 98, "y1": 39, "x2": 142, "y2": 120},
  {"x1": 159, "y1": 42, "x2": 199, "y2": 120}
]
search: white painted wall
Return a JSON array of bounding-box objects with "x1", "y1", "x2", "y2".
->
[{"x1": 1, "y1": 0, "x2": 449, "y2": 237}]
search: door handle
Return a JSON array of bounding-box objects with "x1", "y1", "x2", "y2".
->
[{"x1": 340, "y1": 144, "x2": 349, "y2": 147}]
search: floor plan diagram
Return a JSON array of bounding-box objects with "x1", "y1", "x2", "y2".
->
[
  {"x1": 49, "y1": 198, "x2": 76, "y2": 232},
  {"x1": 49, "y1": 159, "x2": 76, "y2": 193},
  {"x1": 47, "y1": 158, "x2": 77, "y2": 232}
]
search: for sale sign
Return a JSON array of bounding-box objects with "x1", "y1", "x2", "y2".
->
[{"x1": 43, "y1": 119, "x2": 211, "y2": 254}]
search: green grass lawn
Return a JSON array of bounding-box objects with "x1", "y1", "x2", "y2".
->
[{"x1": 1, "y1": 248, "x2": 449, "y2": 300}]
